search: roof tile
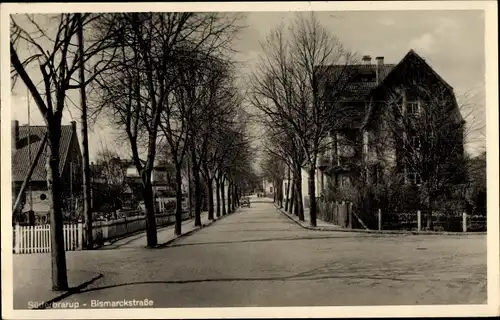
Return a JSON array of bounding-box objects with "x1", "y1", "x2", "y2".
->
[{"x1": 12, "y1": 125, "x2": 75, "y2": 182}]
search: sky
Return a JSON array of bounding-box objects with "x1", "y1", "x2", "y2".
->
[{"x1": 10, "y1": 10, "x2": 486, "y2": 161}]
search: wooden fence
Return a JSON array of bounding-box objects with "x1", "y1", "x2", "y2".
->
[
  {"x1": 317, "y1": 201, "x2": 352, "y2": 228},
  {"x1": 13, "y1": 212, "x2": 190, "y2": 254},
  {"x1": 14, "y1": 223, "x2": 83, "y2": 254}
]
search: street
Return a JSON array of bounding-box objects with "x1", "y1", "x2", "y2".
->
[{"x1": 14, "y1": 197, "x2": 486, "y2": 308}]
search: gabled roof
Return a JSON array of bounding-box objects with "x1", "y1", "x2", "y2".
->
[
  {"x1": 361, "y1": 49, "x2": 461, "y2": 128},
  {"x1": 12, "y1": 124, "x2": 78, "y2": 182}
]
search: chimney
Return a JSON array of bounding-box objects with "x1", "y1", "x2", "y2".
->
[
  {"x1": 362, "y1": 55, "x2": 372, "y2": 65},
  {"x1": 70, "y1": 121, "x2": 77, "y2": 133},
  {"x1": 11, "y1": 120, "x2": 19, "y2": 151},
  {"x1": 375, "y1": 56, "x2": 384, "y2": 84}
]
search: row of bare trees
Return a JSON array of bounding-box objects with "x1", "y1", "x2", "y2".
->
[
  {"x1": 89, "y1": 13, "x2": 255, "y2": 245},
  {"x1": 10, "y1": 12, "x2": 255, "y2": 290},
  {"x1": 250, "y1": 13, "x2": 356, "y2": 226}
]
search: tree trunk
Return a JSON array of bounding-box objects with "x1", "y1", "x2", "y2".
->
[
  {"x1": 235, "y1": 185, "x2": 240, "y2": 207},
  {"x1": 174, "y1": 164, "x2": 183, "y2": 236},
  {"x1": 46, "y1": 134, "x2": 68, "y2": 290},
  {"x1": 227, "y1": 180, "x2": 232, "y2": 214},
  {"x1": 231, "y1": 182, "x2": 236, "y2": 211},
  {"x1": 273, "y1": 183, "x2": 277, "y2": 203},
  {"x1": 191, "y1": 148, "x2": 202, "y2": 226},
  {"x1": 207, "y1": 178, "x2": 214, "y2": 220},
  {"x1": 289, "y1": 176, "x2": 295, "y2": 214},
  {"x1": 426, "y1": 194, "x2": 434, "y2": 230},
  {"x1": 187, "y1": 159, "x2": 193, "y2": 219},
  {"x1": 193, "y1": 169, "x2": 202, "y2": 226},
  {"x1": 278, "y1": 179, "x2": 284, "y2": 208},
  {"x1": 295, "y1": 166, "x2": 304, "y2": 221},
  {"x1": 308, "y1": 165, "x2": 317, "y2": 227},
  {"x1": 142, "y1": 174, "x2": 158, "y2": 247},
  {"x1": 293, "y1": 181, "x2": 299, "y2": 216},
  {"x1": 221, "y1": 177, "x2": 227, "y2": 216},
  {"x1": 215, "y1": 178, "x2": 221, "y2": 218},
  {"x1": 285, "y1": 168, "x2": 291, "y2": 211}
]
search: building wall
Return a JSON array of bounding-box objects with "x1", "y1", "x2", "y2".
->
[{"x1": 13, "y1": 182, "x2": 52, "y2": 214}]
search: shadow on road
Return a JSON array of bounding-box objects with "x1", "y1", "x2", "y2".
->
[
  {"x1": 155, "y1": 234, "x2": 393, "y2": 249},
  {"x1": 76, "y1": 266, "x2": 418, "y2": 297}
]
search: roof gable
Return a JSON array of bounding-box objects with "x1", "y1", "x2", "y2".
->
[
  {"x1": 361, "y1": 49, "x2": 461, "y2": 128},
  {"x1": 12, "y1": 124, "x2": 78, "y2": 182}
]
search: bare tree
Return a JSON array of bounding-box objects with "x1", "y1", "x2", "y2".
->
[
  {"x1": 250, "y1": 13, "x2": 355, "y2": 227},
  {"x1": 10, "y1": 13, "x2": 116, "y2": 290}
]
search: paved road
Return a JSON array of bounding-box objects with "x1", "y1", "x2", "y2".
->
[{"x1": 16, "y1": 198, "x2": 487, "y2": 307}]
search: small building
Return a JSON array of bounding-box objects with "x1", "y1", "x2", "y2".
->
[{"x1": 12, "y1": 120, "x2": 83, "y2": 223}]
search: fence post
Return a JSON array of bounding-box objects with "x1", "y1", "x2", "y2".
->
[
  {"x1": 378, "y1": 208, "x2": 382, "y2": 231},
  {"x1": 14, "y1": 223, "x2": 20, "y2": 253},
  {"x1": 78, "y1": 222, "x2": 84, "y2": 249},
  {"x1": 348, "y1": 202, "x2": 353, "y2": 229},
  {"x1": 417, "y1": 210, "x2": 421, "y2": 232},
  {"x1": 462, "y1": 212, "x2": 467, "y2": 232}
]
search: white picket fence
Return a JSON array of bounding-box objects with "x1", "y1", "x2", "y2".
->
[
  {"x1": 13, "y1": 213, "x2": 183, "y2": 254},
  {"x1": 14, "y1": 223, "x2": 84, "y2": 254}
]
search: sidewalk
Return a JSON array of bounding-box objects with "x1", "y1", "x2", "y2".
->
[
  {"x1": 13, "y1": 267, "x2": 102, "y2": 309},
  {"x1": 100, "y1": 211, "x2": 213, "y2": 249},
  {"x1": 12, "y1": 210, "x2": 223, "y2": 309},
  {"x1": 277, "y1": 205, "x2": 344, "y2": 231}
]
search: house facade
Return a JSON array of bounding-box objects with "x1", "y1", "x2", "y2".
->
[
  {"x1": 12, "y1": 120, "x2": 83, "y2": 222},
  {"x1": 284, "y1": 50, "x2": 465, "y2": 210}
]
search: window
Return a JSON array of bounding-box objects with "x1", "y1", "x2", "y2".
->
[
  {"x1": 340, "y1": 175, "x2": 350, "y2": 187},
  {"x1": 406, "y1": 171, "x2": 421, "y2": 185},
  {"x1": 371, "y1": 164, "x2": 382, "y2": 185},
  {"x1": 410, "y1": 136, "x2": 421, "y2": 150},
  {"x1": 407, "y1": 100, "x2": 420, "y2": 116}
]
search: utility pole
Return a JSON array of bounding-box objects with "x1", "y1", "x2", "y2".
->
[
  {"x1": 188, "y1": 154, "x2": 193, "y2": 218},
  {"x1": 77, "y1": 13, "x2": 93, "y2": 249},
  {"x1": 27, "y1": 87, "x2": 33, "y2": 213}
]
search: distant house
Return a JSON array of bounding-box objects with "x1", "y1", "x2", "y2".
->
[
  {"x1": 283, "y1": 50, "x2": 465, "y2": 208},
  {"x1": 262, "y1": 179, "x2": 274, "y2": 196},
  {"x1": 12, "y1": 120, "x2": 82, "y2": 221},
  {"x1": 123, "y1": 161, "x2": 178, "y2": 197}
]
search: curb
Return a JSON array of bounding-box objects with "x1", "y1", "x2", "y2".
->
[
  {"x1": 34, "y1": 273, "x2": 104, "y2": 310},
  {"x1": 156, "y1": 209, "x2": 237, "y2": 248},
  {"x1": 275, "y1": 205, "x2": 487, "y2": 236}
]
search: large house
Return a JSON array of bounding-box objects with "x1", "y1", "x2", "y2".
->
[
  {"x1": 284, "y1": 50, "x2": 465, "y2": 209},
  {"x1": 12, "y1": 120, "x2": 83, "y2": 222}
]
